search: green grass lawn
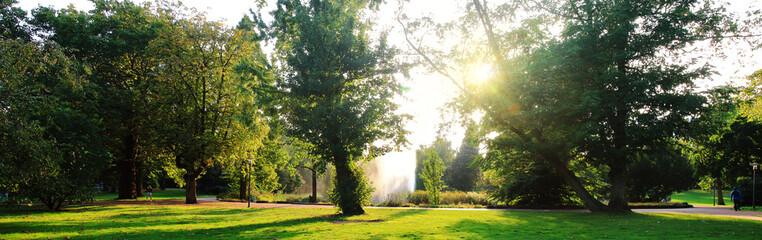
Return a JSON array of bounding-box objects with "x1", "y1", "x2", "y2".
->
[
  {"x1": 1, "y1": 205, "x2": 759, "y2": 239},
  {"x1": 95, "y1": 188, "x2": 215, "y2": 201},
  {"x1": 671, "y1": 190, "x2": 731, "y2": 206}
]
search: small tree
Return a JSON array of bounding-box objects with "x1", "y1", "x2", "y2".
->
[
  {"x1": 415, "y1": 138, "x2": 454, "y2": 190},
  {"x1": 421, "y1": 150, "x2": 445, "y2": 206}
]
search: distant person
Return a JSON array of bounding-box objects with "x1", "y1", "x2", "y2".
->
[
  {"x1": 1, "y1": 192, "x2": 7, "y2": 201},
  {"x1": 730, "y1": 188, "x2": 742, "y2": 211},
  {"x1": 146, "y1": 185, "x2": 153, "y2": 202}
]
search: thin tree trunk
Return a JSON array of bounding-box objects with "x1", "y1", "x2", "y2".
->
[
  {"x1": 54, "y1": 198, "x2": 64, "y2": 211},
  {"x1": 311, "y1": 168, "x2": 317, "y2": 204},
  {"x1": 717, "y1": 181, "x2": 726, "y2": 205},
  {"x1": 185, "y1": 174, "x2": 198, "y2": 204}
]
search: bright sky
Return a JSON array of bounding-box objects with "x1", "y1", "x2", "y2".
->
[{"x1": 17, "y1": 0, "x2": 761, "y2": 198}]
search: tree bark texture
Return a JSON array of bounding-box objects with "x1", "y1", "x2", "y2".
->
[
  {"x1": 717, "y1": 181, "x2": 726, "y2": 205},
  {"x1": 117, "y1": 160, "x2": 137, "y2": 199},
  {"x1": 333, "y1": 159, "x2": 365, "y2": 215},
  {"x1": 185, "y1": 174, "x2": 198, "y2": 204},
  {"x1": 239, "y1": 173, "x2": 247, "y2": 200},
  {"x1": 118, "y1": 133, "x2": 138, "y2": 199}
]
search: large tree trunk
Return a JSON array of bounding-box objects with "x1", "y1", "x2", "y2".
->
[
  {"x1": 608, "y1": 27, "x2": 632, "y2": 212},
  {"x1": 717, "y1": 180, "x2": 726, "y2": 205},
  {"x1": 185, "y1": 174, "x2": 198, "y2": 204},
  {"x1": 118, "y1": 133, "x2": 138, "y2": 199},
  {"x1": 117, "y1": 160, "x2": 137, "y2": 199},
  {"x1": 333, "y1": 159, "x2": 365, "y2": 215},
  {"x1": 239, "y1": 172, "x2": 247, "y2": 200},
  {"x1": 608, "y1": 165, "x2": 629, "y2": 211},
  {"x1": 311, "y1": 168, "x2": 317, "y2": 204},
  {"x1": 607, "y1": 109, "x2": 630, "y2": 212}
]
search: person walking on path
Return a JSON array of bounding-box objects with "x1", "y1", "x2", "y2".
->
[
  {"x1": 730, "y1": 188, "x2": 742, "y2": 211},
  {"x1": 146, "y1": 185, "x2": 153, "y2": 202}
]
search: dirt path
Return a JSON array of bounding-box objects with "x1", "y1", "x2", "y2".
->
[{"x1": 91, "y1": 197, "x2": 762, "y2": 221}]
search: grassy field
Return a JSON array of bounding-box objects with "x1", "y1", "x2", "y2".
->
[
  {"x1": 1, "y1": 205, "x2": 760, "y2": 239},
  {"x1": 671, "y1": 190, "x2": 732, "y2": 206},
  {"x1": 95, "y1": 188, "x2": 215, "y2": 201}
]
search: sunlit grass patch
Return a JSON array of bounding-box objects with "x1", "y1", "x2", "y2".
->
[
  {"x1": 95, "y1": 188, "x2": 215, "y2": 201},
  {"x1": 1, "y1": 205, "x2": 760, "y2": 239},
  {"x1": 671, "y1": 189, "x2": 731, "y2": 206}
]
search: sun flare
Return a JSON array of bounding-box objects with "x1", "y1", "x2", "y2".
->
[{"x1": 467, "y1": 63, "x2": 494, "y2": 84}]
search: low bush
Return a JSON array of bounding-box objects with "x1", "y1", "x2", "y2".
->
[
  {"x1": 409, "y1": 190, "x2": 429, "y2": 205},
  {"x1": 381, "y1": 190, "x2": 496, "y2": 207},
  {"x1": 441, "y1": 191, "x2": 493, "y2": 206},
  {"x1": 218, "y1": 191, "x2": 325, "y2": 203},
  {"x1": 382, "y1": 191, "x2": 412, "y2": 207}
]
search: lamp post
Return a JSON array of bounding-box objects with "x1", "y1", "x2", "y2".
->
[
  {"x1": 247, "y1": 156, "x2": 252, "y2": 208},
  {"x1": 753, "y1": 162, "x2": 758, "y2": 210}
]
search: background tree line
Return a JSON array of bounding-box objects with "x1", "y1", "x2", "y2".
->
[
  {"x1": 0, "y1": 0, "x2": 407, "y2": 215},
  {"x1": 2, "y1": 0, "x2": 761, "y2": 214}
]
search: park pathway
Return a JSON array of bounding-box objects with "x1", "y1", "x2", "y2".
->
[{"x1": 633, "y1": 206, "x2": 762, "y2": 221}]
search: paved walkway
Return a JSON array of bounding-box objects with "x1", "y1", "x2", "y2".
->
[
  {"x1": 633, "y1": 206, "x2": 762, "y2": 221},
  {"x1": 99, "y1": 197, "x2": 762, "y2": 221}
]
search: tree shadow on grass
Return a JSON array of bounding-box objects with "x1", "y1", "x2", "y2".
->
[
  {"x1": 0, "y1": 205, "x2": 268, "y2": 239},
  {"x1": 379, "y1": 208, "x2": 428, "y2": 221},
  {"x1": 447, "y1": 211, "x2": 762, "y2": 239}
]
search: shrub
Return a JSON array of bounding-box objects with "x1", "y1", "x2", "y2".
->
[
  {"x1": 409, "y1": 190, "x2": 429, "y2": 205},
  {"x1": 382, "y1": 191, "x2": 411, "y2": 207},
  {"x1": 383, "y1": 190, "x2": 495, "y2": 207},
  {"x1": 440, "y1": 191, "x2": 493, "y2": 206}
]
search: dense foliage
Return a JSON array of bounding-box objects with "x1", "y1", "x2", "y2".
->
[
  {"x1": 0, "y1": 34, "x2": 107, "y2": 210},
  {"x1": 268, "y1": 0, "x2": 408, "y2": 215},
  {"x1": 403, "y1": 0, "x2": 743, "y2": 212}
]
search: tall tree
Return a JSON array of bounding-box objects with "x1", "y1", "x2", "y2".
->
[
  {"x1": 402, "y1": 0, "x2": 734, "y2": 212},
  {"x1": 150, "y1": 3, "x2": 266, "y2": 203},
  {"x1": 31, "y1": 0, "x2": 166, "y2": 199},
  {"x1": 270, "y1": 0, "x2": 409, "y2": 215},
  {"x1": 685, "y1": 86, "x2": 740, "y2": 205},
  {"x1": 444, "y1": 125, "x2": 481, "y2": 192}
]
